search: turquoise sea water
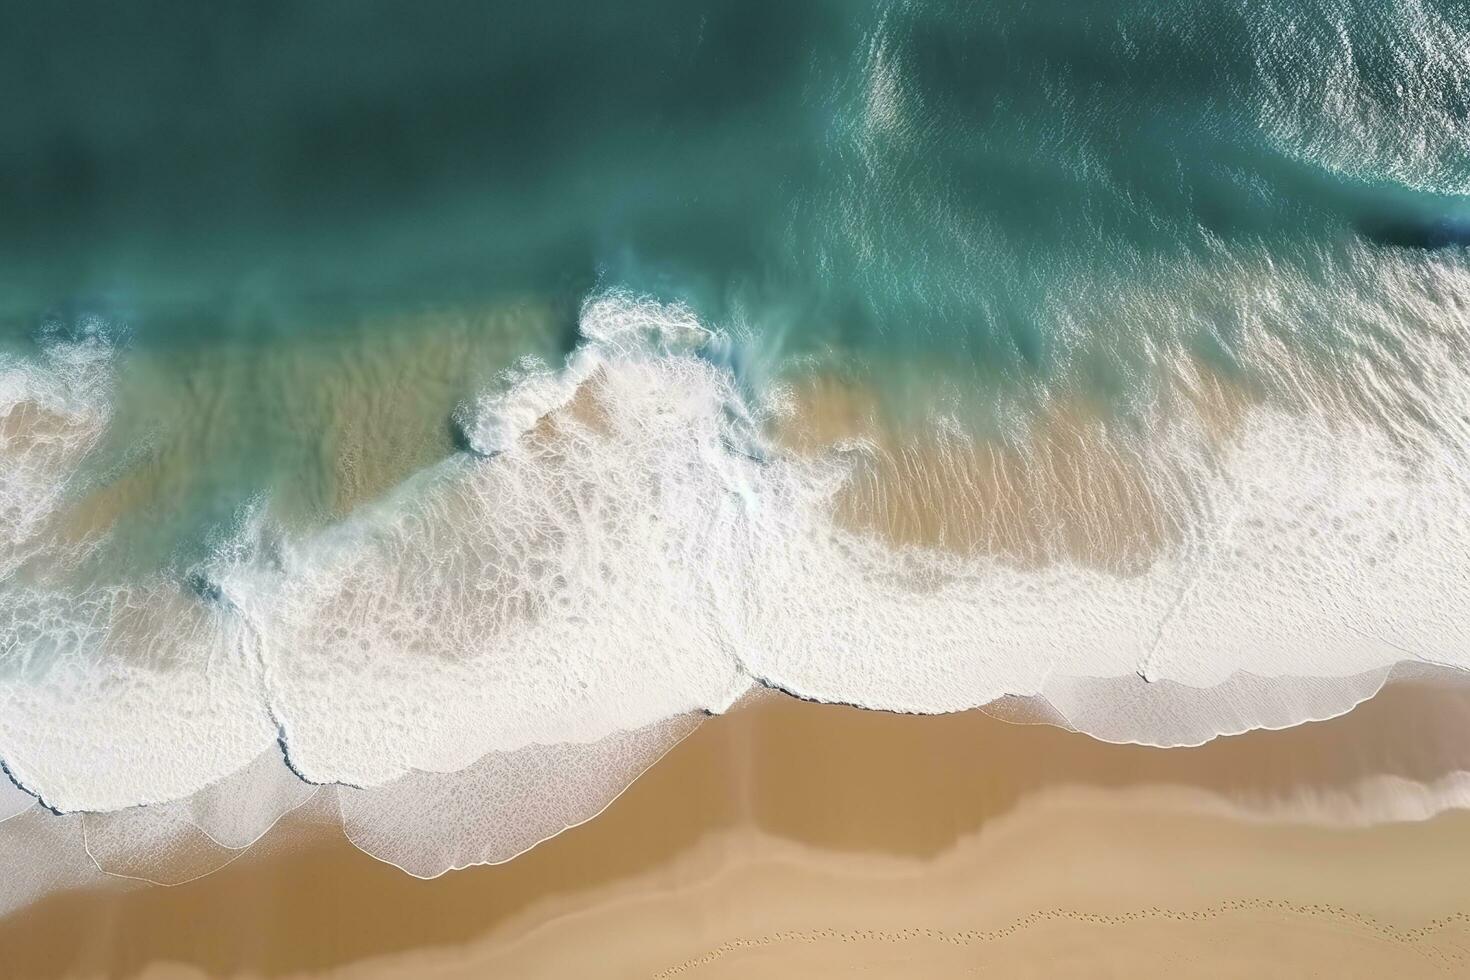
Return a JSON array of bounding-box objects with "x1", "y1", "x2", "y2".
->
[
  {"x1": 3, "y1": 0, "x2": 1470, "y2": 834},
  {"x1": 5, "y1": 0, "x2": 1466, "y2": 567}
]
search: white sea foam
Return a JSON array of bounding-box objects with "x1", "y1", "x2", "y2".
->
[
  {"x1": 1033, "y1": 668, "x2": 1394, "y2": 748},
  {"x1": 732, "y1": 246, "x2": 1470, "y2": 717},
  {"x1": 212, "y1": 296, "x2": 749, "y2": 788},
  {"x1": 2, "y1": 256, "x2": 1470, "y2": 898},
  {"x1": 1013, "y1": 659, "x2": 1469, "y2": 747},
  {"x1": 452, "y1": 294, "x2": 710, "y2": 457},
  {"x1": 0, "y1": 582, "x2": 276, "y2": 812}
]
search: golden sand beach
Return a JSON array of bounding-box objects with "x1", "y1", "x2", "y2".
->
[{"x1": 3, "y1": 684, "x2": 1468, "y2": 978}]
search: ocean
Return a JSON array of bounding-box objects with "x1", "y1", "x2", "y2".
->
[{"x1": 2, "y1": 0, "x2": 1469, "y2": 888}]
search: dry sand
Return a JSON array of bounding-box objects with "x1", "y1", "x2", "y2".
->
[{"x1": 3, "y1": 686, "x2": 1470, "y2": 978}]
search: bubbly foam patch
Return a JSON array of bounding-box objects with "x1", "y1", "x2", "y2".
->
[{"x1": 0, "y1": 582, "x2": 275, "y2": 811}]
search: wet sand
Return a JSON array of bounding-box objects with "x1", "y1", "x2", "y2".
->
[
  {"x1": 3, "y1": 685, "x2": 1470, "y2": 978},
  {"x1": 772, "y1": 370, "x2": 1226, "y2": 571}
]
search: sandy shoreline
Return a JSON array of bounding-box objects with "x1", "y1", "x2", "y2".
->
[{"x1": 3, "y1": 685, "x2": 1470, "y2": 977}]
